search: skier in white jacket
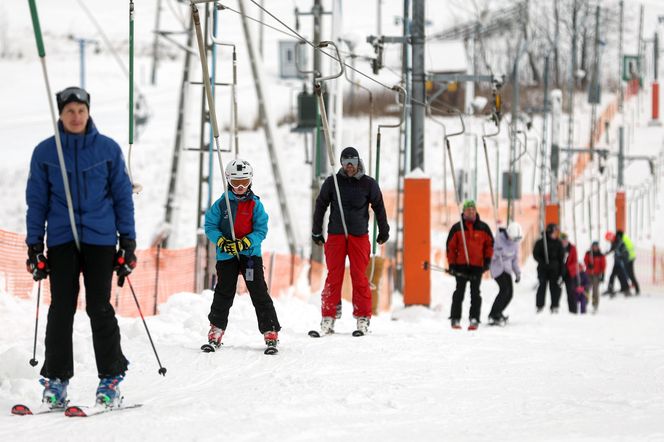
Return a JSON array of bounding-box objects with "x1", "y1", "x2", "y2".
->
[{"x1": 488, "y1": 223, "x2": 522, "y2": 326}]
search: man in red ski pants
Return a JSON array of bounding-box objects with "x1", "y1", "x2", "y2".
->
[{"x1": 312, "y1": 147, "x2": 389, "y2": 335}]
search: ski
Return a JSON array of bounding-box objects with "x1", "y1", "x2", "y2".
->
[
  {"x1": 11, "y1": 403, "x2": 66, "y2": 416},
  {"x1": 201, "y1": 342, "x2": 220, "y2": 353},
  {"x1": 65, "y1": 403, "x2": 142, "y2": 417},
  {"x1": 352, "y1": 330, "x2": 365, "y2": 337},
  {"x1": 264, "y1": 346, "x2": 278, "y2": 355},
  {"x1": 308, "y1": 330, "x2": 332, "y2": 338}
]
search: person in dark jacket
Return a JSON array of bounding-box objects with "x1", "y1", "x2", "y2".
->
[
  {"x1": 25, "y1": 87, "x2": 136, "y2": 409},
  {"x1": 533, "y1": 223, "x2": 565, "y2": 313},
  {"x1": 446, "y1": 200, "x2": 494, "y2": 330},
  {"x1": 312, "y1": 147, "x2": 389, "y2": 335}
]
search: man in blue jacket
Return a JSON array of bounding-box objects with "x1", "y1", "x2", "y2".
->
[{"x1": 25, "y1": 87, "x2": 136, "y2": 409}]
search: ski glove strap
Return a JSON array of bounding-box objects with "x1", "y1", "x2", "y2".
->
[
  {"x1": 26, "y1": 243, "x2": 49, "y2": 281},
  {"x1": 115, "y1": 237, "x2": 137, "y2": 287},
  {"x1": 223, "y1": 237, "x2": 251, "y2": 256}
]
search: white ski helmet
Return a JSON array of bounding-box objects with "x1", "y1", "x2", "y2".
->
[
  {"x1": 225, "y1": 158, "x2": 253, "y2": 182},
  {"x1": 506, "y1": 222, "x2": 523, "y2": 241}
]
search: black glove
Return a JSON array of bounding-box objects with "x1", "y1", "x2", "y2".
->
[
  {"x1": 482, "y1": 258, "x2": 491, "y2": 272},
  {"x1": 376, "y1": 231, "x2": 389, "y2": 245},
  {"x1": 26, "y1": 243, "x2": 49, "y2": 281},
  {"x1": 115, "y1": 237, "x2": 137, "y2": 287},
  {"x1": 312, "y1": 233, "x2": 325, "y2": 246},
  {"x1": 514, "y1": 274, "x2": 521, "y2": 283},
  {"x1": 600, "y1": 273, "x2": 605, "y2": 283},
  {"x1": 587, "y1": 262, "x2": 594, "y2": 270}
]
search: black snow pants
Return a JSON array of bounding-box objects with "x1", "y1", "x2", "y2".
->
[
  {"x1": 41, "y1": 242, "x2": 128, "y2": 381},
  {"x1": 536, "y1": 267, "x2": 562, "y2": 310},
  {"x1": 564, "y1": 276, "x2": 578, "y2": 314},
  {"x1": 607, "y1": 259, "x2": 629, "y2": 293},
  {"x1": 489, "y1": 272, "x2": 513, "y2": 319},
  {"x1": 209, "y1": 256, "x2": 281, "y2": 334},
  {"x1": 450, "y1": 273, "x2": 482, "y2": 321},
  {"x1": 625, "y1": 259, "x2": 640, "y2": 294}
]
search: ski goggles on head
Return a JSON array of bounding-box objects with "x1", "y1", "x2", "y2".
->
[
  {"x1": 56, "y1": 87, "x2": 90, "y2": 108},
  {"x1": 341, "y1": 157, "x2": 358, "y2": 167},
  {"x1": 229, "y1": 178, "x2": 251, "y2": 190}
]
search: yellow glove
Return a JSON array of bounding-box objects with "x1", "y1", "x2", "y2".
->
[
  {"x1": 216, "y1": 236, "x2": 230, "y2": 250},
  {"x1": 223, "y1": 237, "x2": 251, "y2": 255}
]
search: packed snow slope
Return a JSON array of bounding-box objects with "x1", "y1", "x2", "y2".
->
[{"x1": 1, "y1": 260, "x2": 664, "y2": 442}]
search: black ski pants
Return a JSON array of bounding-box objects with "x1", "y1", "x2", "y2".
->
[
  {"x1": 209, "y1": 256, "x2": 280, "y2": 334},
  {"x1": 450, "y1": 275, "x2": 482, "y2": 321},
  {"x1": 536, "y1": 268, "x2": 562, "y2": 310},
  {"x1": 607, "y1": 259, "x2": 629, "y2": 293},
  {"x1": 625, "y1": 259, "x2": 640, "y2": 294},
  {"x1": 41, "y1": 242, "x2": 128, "y2": 381},
  {"x1": 564, "y1": 275, "x2": 579, "y2": 314},
  {"x1": 489, "y1": 272, "x2": 513, "y2": 319}
]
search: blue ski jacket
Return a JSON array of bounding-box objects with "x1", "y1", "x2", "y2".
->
[
  {"x1": 26, "y1": 119, "x2": 136, "y2": 247},
  {"x1": 204, "y1": 190, "x2": 268, "y2": 261}
]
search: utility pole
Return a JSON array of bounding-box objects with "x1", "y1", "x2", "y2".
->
[
  {"x1": 588, "y1": 5, "x2": 601, "y2": 155},
  {"x1": 566, "y1": 0, "x2": 578, "y2": 175},
  {"x1": 150, "y1": 0, "x2": 162, "y2": 85},
  {"x1": 410, "y1": 0, "x2": 425, "y2": 170},
  {"x1": 618, "y1": 0, "x2": 624, "y2": 112}
]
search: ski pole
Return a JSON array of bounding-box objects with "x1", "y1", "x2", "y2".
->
[
  {"x1": 29, "y1": 281, "x2": 42, "y2": 367},
  {"x1": 314, "y1": 41, "x2": 348, "y2": 238},
  {"x1": 28, "y1": 0, "x2": 80, "y2": 252},
  {"x1": 126, "y1": 276, "x2": 167, "y2": 376},
  {"x1": 422, "y1": 261, "x2": 480, "y2": 281}
]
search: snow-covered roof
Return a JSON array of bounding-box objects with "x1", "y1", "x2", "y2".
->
[{"x1": 426, "y1": 40, "x2": 468, "y2": 74}]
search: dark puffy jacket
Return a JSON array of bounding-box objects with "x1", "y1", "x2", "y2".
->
[
  {"x1": 312, "y1": 161, "x2": 389, "y2": 237},
  {"x1": 26, "y1": 119, "x2": 135, "y2": 247},
  {"x1": 446, "y1": 213, "x2": 494, "y2": 270},
  {"x1": 533, "y1": 235, "x2": 565, "y2": 276}
]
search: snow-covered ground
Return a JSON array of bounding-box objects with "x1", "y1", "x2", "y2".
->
[
  {"x1": 2, "y1": 1, "x2": 664, "y2": 441},
  {"x1": 1, "y1": 262, "x2": 664, "y2": 441}
]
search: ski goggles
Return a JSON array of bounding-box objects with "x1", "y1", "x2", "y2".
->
[
  {"x1": 229, "y1": 178, "x2": 251, "y2": 190},
  {"x1": 56, "y1": 87, "x2": 90, "y2": 112},
  {"x1": 341, "y1": 157, "x2": 359, "y2": 167}
]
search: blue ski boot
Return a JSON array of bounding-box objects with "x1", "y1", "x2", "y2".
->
[
  {"x1": 96, "y1": 374, "x2": 124, "y2": 408},
  {"x1": 39, "y1": 378, "x2": 69, "y2": 409}
]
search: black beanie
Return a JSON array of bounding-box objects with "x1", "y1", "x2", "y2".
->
[{"x1": 340, "y1": 147, "x2": 360, "y2": 162}]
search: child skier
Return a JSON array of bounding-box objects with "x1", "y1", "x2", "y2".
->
[
  {"x1": 488, "y1": 222, "x2": 522, "y2": 326},
  {"x1": 583, "y1": 241, "x2": 606, "y2": 313},
  {"x1": 575, "y1": 264, "x2": 592, "y2": 314},
  {"x1": 203, "y1": 159, "x2": 281, "y2": 354}
]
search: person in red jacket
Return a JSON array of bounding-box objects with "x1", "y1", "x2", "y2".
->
[
  {"x1": 583, "y1": 241, "x2": 607, "y2": 313},
  {"x1": 446, "y1": 200, "x2": 494, "y2": 330},
  {"x1": 560, "y1": 232, "x2": 580, "y2": 313}
]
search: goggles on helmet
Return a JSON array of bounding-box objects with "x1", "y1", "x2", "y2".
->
[{"x1": 229, "y1": 178, "x2": 251, "y2": 190}]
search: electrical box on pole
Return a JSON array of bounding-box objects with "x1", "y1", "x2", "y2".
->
[
  {"x1": 501, "y1": 172, "x2": 521, "y2": 200},
  {"x1": 279, "y1": 41, "x2": 307, "y2": 79}
]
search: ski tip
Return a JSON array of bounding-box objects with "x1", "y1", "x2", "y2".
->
[
  {"x1": 200, "y1": 344, "x2": 217, "y2": 353},
  {"x1": 308, "y1": 330, "x2": 321, "y2": 338},
  {"x1": 11, "y1": 404, "x2": 33, "y2": 416},
  {"x1": 65, "y1": 406, "x2": 87, "y2": 417},
  {"x1": 351, "y1": 330, "x2": 365, "y2": 337},
  {"x1": 264, "y1": 347, "x2": 278, "y2": 355}
]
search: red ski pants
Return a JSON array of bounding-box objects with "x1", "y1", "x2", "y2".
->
[{"x1": 321, "y1": 234, "x2": 372, "y2": 318}]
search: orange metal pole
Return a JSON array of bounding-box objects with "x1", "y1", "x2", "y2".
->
[
  {"x1": 615, "y1": 191, "x2": 626, "y2": 232},
  {"x1": 403, "y1": 176, "x2": 430, "y2": 306},
  {"x1": 652, "y1": 82, "x2": 660, "y2": 120}
]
